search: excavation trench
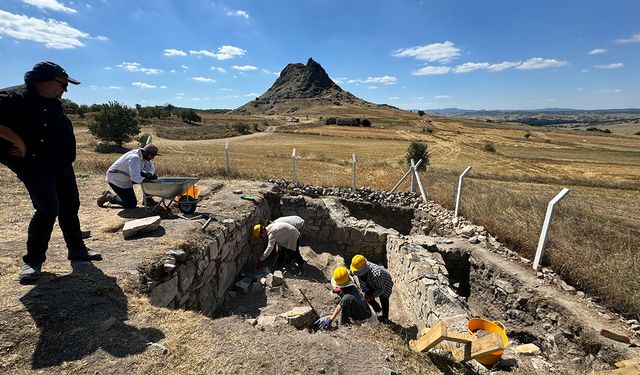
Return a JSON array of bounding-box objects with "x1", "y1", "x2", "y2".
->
[{"x1": 140, "y1": 186, "x2": 628, "y2": 372}]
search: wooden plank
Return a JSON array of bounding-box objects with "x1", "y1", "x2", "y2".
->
[
  {"x1": 616, "y1": 359, "x2": 640, "y2": 368},
  {"x1": 451, "y1": 333, "x2": 505, "y2": 362},
  {"x1": 444, "y1": 331, "x2": 476, "y2": 344},
  {"x1": 409, "y1": 321, "x2": 447, "y2": 352},
  {"x1": 591, "y1": 364, "x2": 640, "y2": 374}
]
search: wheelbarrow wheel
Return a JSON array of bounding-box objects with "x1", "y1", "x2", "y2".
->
[{"x1": 177, "y1": 195, "x2": 197, "y2": 214}]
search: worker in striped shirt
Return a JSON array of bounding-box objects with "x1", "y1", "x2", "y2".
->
[{"x1": 350, "y1": 254, "x2": 394, "y2": 323}]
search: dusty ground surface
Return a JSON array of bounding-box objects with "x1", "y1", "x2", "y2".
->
[{"x1": 1, "y1": 167, "x2": 638, "y2": 374}]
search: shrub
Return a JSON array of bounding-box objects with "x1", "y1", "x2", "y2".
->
[
  {"x1": 423, "y1": 128, "x2": 433, "y2": 134},
  {"x1": 77, "y1": 104, "x2": 89, "y2": 118},
  {"x1": 181, "y1": 109, "x2": 201, "y2": 124},
  {"x1": 484, "y1": 143, "x2": 496, "y2": 152},
  {"x1": 405, "y1": 142, "x2": 428, "y2": 171},
  {"x1": 634, "y1": 131, "x2": 640, "y2": 135},
  {"x1": 232, "y1": 122, "x2": 250, "y2": 134},
  {"x1": 361, "y1": 118, "x2": 372, "y2": 127},
  {"x1": 417, "y1": 110, "x2": 425, "y2": 117},
  {"x1": 88, "y1": 101, "x2": 139, "y2": 147}
]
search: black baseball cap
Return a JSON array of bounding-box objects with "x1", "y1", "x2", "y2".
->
[
  {"x1": 143, "y1": 144, "x2": 161, "y2": 156},
  {"x1": 25, "y1": 61, "x2": 80, "y2": 85}
]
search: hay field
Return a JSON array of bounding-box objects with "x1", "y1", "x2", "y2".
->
[{"x1": 72, "y1": 113, "x2": 640, "y2": 317}]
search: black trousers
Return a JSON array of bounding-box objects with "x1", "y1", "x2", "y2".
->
[
  {"x1": 368, "y1": 295, "x2": 390, "y2": 320},
  {"x1": 108, "y1": 182, "x2": 137, "y2": 208},
  {"x1": 19, "y1": 166, "x2": 86, "y2": 265}
]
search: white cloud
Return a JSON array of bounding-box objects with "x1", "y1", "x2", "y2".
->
[
  {"x1": 363, "y1": 75, "x2": 397, "y2": 85},
  {"x1": 487, "y1": 61, "x2": 521, "y2": 72},
  {"x1": 211, "y1": 66, "x2": 227, "y2": 73},
  {"x1": 0, "y1": 10, "x2": 88, "y2": 49},
  {"x1": 581, "y1": 69, "x2": 588, "y2": 73},
  {"x1": 587, "y1": 48, "x2": 607, "y2": 55},
  {"x1": 368, "y1": 86, "x2": 378, "y2": 90},
  {"x1": 453, "y1": 62, "x2": 490, "y2": 73},
  {"x1": 615, "y1": 33, "x2": 640, "y2": 44},
  {"x1": 219, "y1": 88, "x2": 233, "y2": 91},
  {"x1": 434, "y1": 95, "x2": 450, "y2": 99},
  {"x1": 226, "y1": 10, "x2": 249, "y2": 19},
  {"x1": 517, "y1": 58, "x2": 568, "y2": 70},
  {"x1": 347, "y1": 79, "x2": 359, "y2": 84},
  {"x1": 160, "y1": 85, "x2": 167, "y2": 89},
  {"x1": 132, "y1": 82, "x2": 156, "y2": 89},
  {"x1": 232, "y1": 65, "x2": 258, "y2": 71},
  {"x1": 411, "y1": 66, "x2": 451, "y2": 75},
  {"x1": 388, "y1": 97, "x2": 399, "y2": 100},
  {"x1": 244, "y1": 93, "x2": 259, "y2": 97},
  {"x1": 190, "y1": 45, "x2": 246, "y2": 60},
  {"x1": 181, "y1": 65, "x2": 189, "y2": 70},
  {"x1": 331, "y1": 77, "x2": 346, "y2": 84},
  {"x1": 170, "y1": 69, "x2": 176, "y2": 73},
  {"x1": 95, "y1": 35, "x2": 108, "y2": 41},
  {"x1": 22, "y1": 0, "x2": 77, "y2": 14},
  {"x1": 117, "y1": 62, "x2": 162, "y2": 75},
  {"x1": 107, "y1": 86, "x2": 121, "y2": 89},
  {"x1": 191, "y1": 76, "x2": 216, "y2": 82},
  {"x1": 393, "y1": 41, "x2": 460, "y2": 63},
  {"x1": 104, "y1": 66, "x2": 112, "y2": 70},
  {"x1": 164, "y1": 48, "x2": 187, "y2": 57},
  {"x1": 594, "y1": 63, "x2": 624, "y2": 69}
]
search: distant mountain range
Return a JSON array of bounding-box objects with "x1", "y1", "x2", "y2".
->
[{"x1": 422, "y1": 108, "x2": 640, "y2": 115}]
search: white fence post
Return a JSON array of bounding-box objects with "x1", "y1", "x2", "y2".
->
[
  {"x1": 410, "y1": 159, "x2": 417, "y2": 193},
  {"x1": 352, "y1": 153, "x2": 357, "y2": 191},
  {"x1": 391, "y1": 159, "x2": 422, "y2": 193},
  {"x1": 145, "y1": 135, "x2": 152, "y2": 145},
  {"x1": 412, "y1": 161, "x2": 428, "y2": 203},
  {"x1": 291, "y1": 148, "x2": 297, "y2": 183},
  {"x1": 533, "y1": 188, "x2": 571, "y2": 270},
  {"x1": 225, "y1": 141, "x2": 230, "y2": 174},
  {"x1": 454, "y1": 166, "x2": 472, "y2": 217}
]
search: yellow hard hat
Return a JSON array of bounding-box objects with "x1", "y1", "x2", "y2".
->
[
  {"x1": 350, "y1": 254, "x2": 367, "y2": 272},
  {"x1": 252, "y1": 224, "x2": 262, "y2": 238},
  {"x1": 333, "y1": 266, "x2": 350, "y2": 286}
]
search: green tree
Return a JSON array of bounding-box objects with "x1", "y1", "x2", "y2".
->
[
  {"x1": 77, "y1": 104, "x2": 88, "y2": 118},
  {"x1": 61, "y1": 99, "x2": 79, "y2": 114},
  {"x1": 417, "y1": 110, "x2": 425, "y2": 117},
  {"x1": 405, "y1": 142, "x2": 428, "y2": 171},
  {"x1": 181, "y1": 109, "x2": 201, "y2": 124},
  {"x1": 88, "y1": 101, "x2": 140, "y2": 147},
  {"x1": 483, "y1": 143, "x2": 496, "y2": 152}
]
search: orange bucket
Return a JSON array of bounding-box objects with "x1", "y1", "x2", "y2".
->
[
  {"x1": 467, "y1": 318, "x2": 508, "y2": 365},
  {"x1": 178, "y1": 185, "x2": 200, "y2": 200}
]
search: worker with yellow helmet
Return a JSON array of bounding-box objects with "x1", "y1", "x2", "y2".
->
[
  {"x1": 252, "y1": 220, "x2": 304, "y2": 273},
  {"x1": 315, "y1": 266, "x2": 373, "y2": 330},
  {"x1": 350, "y1": 254, "x2": 394, "y2": 323}
]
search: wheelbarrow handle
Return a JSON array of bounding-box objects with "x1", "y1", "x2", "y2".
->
[{"x1": 493, "y1": 320, "x2": 507, "y2": 333}]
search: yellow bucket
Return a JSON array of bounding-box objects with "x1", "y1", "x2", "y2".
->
[{"x1": 467, "y1": 318, "x2": 508, "y2": 365}]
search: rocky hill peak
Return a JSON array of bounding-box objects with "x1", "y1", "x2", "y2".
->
[{"x1": 258, "y1": 58, "x2": 348, "y2": 101}]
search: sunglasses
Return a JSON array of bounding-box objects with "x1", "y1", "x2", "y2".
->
[{"x1": 53, "y1": 78, "x2": 69, "y2": 88}]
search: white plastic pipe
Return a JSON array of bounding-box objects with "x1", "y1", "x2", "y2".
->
[
  {"x1": 352, "y1": 153, "x2": 357, "y2": 191},
  {"x1": 412, "y1": 161, "x2": 427, "y2": 203},
  {"x1": 390, "y1": 159, "x2": 423, "y2": 193},
  {"x1": 292, "y1": 148, "x2": 297, "y2": 183},
  {"x1": 225, "y1": 141, "x2": 230, "y2": 174},
  {"x1": 454, "y1": 166, "x2": 472, "y2": 217},
  {"x1": 533, "y1": 188, "x2": 570, "y2": 270}
]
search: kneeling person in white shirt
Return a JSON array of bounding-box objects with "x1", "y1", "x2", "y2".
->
[{"x1": 97, "y1": 144, "x2": 159, "y2": 208}]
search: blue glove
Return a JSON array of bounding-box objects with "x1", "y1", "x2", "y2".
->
[{"x1": 315, "y1": 318, "x2": 332, "y2": 330}]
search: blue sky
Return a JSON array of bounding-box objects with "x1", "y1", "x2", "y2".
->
[{"x1": 1, "y1": 0, "x2": 639, "y2": 110}]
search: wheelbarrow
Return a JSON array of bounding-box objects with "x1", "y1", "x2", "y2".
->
[{"x1": 141, "y1": 177, "x2": 200, "y2": 214}]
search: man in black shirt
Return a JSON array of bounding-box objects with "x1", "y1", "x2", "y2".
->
[{"x1": 0, "y1": 61, "x2": 102, "y2": 282}]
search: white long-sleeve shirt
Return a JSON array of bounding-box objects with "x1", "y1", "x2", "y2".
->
[
  {"x1": 106, "y1": 148, "x2": 156, "y2": 189},
  {"x1": 261, "y1": 222, "x2": 300, "y2": 261},
  {"x1": 273, "y1": 215, "x2": 305, "y2": 231}
]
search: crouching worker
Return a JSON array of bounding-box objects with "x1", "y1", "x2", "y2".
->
[
  {"x1": 315, "y1": 266, "x2": 374, "y2": 330},
  {"x1": 260, "y1": 215, "x2": 305, "y2": 231},
  {"x1": 97, "y1": 144, "x2": 159, "y2": 208},
  {"x1": 252, "y1": 221, "x2": 304, "y2": 274},
  {"x1": 350, "y1": 254, "x2": 394, "y2": 323}
]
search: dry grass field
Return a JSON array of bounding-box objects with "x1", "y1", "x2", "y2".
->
[{"x1": 68, "y1": 111, "x2": 640, "y2": 319}]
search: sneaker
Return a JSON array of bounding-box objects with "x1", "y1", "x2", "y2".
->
[
  {"x1": 19, "y1": 263, "x2": 42, "y2": 281},
  {"x1": 68, "y1": 249, "x2": 102, "y2": 261},
  {"x1": 96, "y1": 191, "x2": 112, "y2": 207}
]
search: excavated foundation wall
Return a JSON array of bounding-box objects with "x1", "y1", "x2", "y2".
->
[{"x1": 147, "y1": 196, "x2": 270, "y2": 315}]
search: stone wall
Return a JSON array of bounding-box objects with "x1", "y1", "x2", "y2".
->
[
  {"x1": 278, "y1": 195, "x2": 396, "y2": 266},
  {"x1": 147, "y1": 189, "x2": 271, "y2": 315},
  {"x1": 386, "y1": 235, "x2": 472, "y2": 333}
]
